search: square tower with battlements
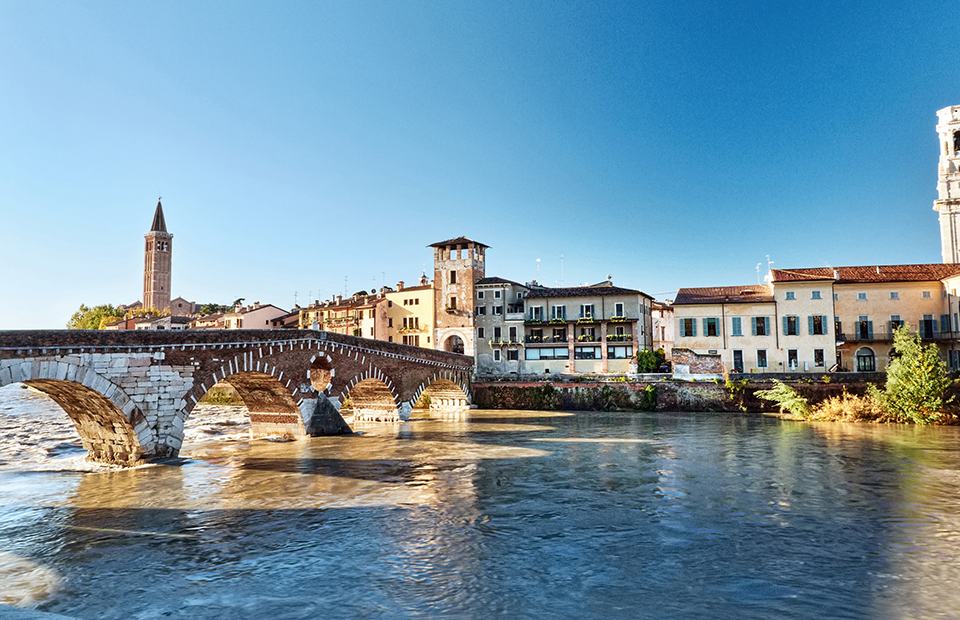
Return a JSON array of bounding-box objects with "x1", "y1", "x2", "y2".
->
[
  {"x1": 143, "y1": 200, "x2": 173, "y2": 312},
  {"x1": 430, "y1": 237, "x2": 487, "y2": 357}
]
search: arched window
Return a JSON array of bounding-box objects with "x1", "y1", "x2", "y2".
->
[{"x1": 856, "y1": 347, "x2": 876, "y2": 372}]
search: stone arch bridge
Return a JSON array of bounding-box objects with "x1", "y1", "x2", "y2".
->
[{"x1": 0, "y1": 330, "x2": 473, "y2": 465}]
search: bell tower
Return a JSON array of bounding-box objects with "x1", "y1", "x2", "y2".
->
[
  {"x1": 430, "y1": 237, "x2": 488, "y2": 357},
  {"x1": 934, "y1": 106, "x2": 960, "y2": 263},
  {"x1": 143, "y1": 200, "x2": 173, "y2": 311}
]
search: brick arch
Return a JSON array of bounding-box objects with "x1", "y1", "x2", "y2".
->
[
  {"x1": 342, "y1": 375, "x2": 401, "y2": 422},
  {"x1": 411, "y1": 372, "x2": 472, "y2": 413},
  {"x1": 0, "y1": 361, "x2": 150, "y2": 466}
]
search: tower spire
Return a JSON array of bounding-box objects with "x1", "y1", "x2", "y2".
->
[{"x1": 150, "y1": 200, "x2": 167, "y2": 233}]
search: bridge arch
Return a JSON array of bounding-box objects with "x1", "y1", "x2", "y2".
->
[
  {"x1": 342, "y1": 377, "x2": 401, "y2": 422},
  {"x1": 0, "y1": 361, "x2": 149, "y2": 466},
  {"x1": 412, "y1": 374, "x2": 471, "y2": 415}
]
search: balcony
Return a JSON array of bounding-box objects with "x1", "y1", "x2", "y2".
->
[
  {"x1": 524, "y1": 335, "x2": 568, "y2": 344},
  {"x1": 505, "y1": 312, "x2": 525, "y2": 321},
  {"x1": 605, "y1": 334, "x2": 633, "y2": 342},
  {"x1": 489, "y1": 338, "x2": 522, "y2": 347}
]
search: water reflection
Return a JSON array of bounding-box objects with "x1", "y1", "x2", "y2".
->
[{"x1": 2, "y1": 389, "x2": 960, "y2": 618}]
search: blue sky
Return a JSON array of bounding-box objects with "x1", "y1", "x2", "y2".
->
[{"x1": 1, "y1": 1, "x2": 957, "y2": 329}]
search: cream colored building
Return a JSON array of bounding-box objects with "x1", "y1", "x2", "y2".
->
[
  {"x1": 384, "y1": 280, "x2": 435, "y2": 348},
  {"x1": 674, "y1": 264, "x2": 960, "y2": 374}
]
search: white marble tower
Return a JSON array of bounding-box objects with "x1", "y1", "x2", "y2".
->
[{"x1": 934, "y1": 106, "x2": 960, "y2": 263}]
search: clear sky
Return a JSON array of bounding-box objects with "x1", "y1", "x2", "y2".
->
[{"x1": 1, "y1": 1, "x2": 958, "y2": 329}]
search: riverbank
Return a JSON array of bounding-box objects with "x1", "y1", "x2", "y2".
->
[{"x1": 473, "y1": 377, "x2": 960, "y2": 418}]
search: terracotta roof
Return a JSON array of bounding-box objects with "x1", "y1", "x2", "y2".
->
[
  {"x1": 476, "y1": 276, "x2": 524, "y2": 287},
  {"x1": 771, "y1": 263, "x2": 960, "y2": 284},
  {"x1": 150, "y1": 200, "x2": 167, "y2": 233},
  {"x1": 673, "y1": 285, "x2": 774, "y2": 305},
  {"x1": 428, "y1": 236, "x2": 489, "y2": 249},
  {"x1": 525, "y1": 283, "x2": 649, "y2": 299}
]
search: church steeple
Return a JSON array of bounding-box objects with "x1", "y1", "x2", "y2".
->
[
  {"x1": 150, "y1": 200, "x2": 167, "y2": 233},
  {"x1": 144, "y1": 200, "x2": 173, "y2": 312}
]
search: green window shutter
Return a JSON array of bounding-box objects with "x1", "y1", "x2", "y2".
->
[
  {"x1": 751, "y1": 317, "x2": 757, "y2": 336},
  {"x1": 821, "y1": 315, "x2": 829, "y2": 335},
  {"x1": 763, "y1": 317, "x2": 770, "y2": 335},
  {"x1": 732, "y1": 317, "x2": 742, "y2": 336},
  {"x1": 691, "y1": 319, "x2": 697, "y2": 337},
  {"x1": 941, "y1": 315, "x2": 950, "y2": 333},
  {"x1": 680, "y1": 320, "x2": 686, "y2": 337},
  {"x1": 867, "y1": 321, "x2": 874, "y2": 339},
  {"x1": 808, "y1": 316, "x2": 814, "y2": 335},
  {"x1": 703, "y1": 318, "x2": 709, "y2": 335},
  {"x1": 783, "y1": 316, "x2": 789, "y2": 335}
]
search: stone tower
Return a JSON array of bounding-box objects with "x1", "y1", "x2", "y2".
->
[
  {"x1": 143, "y1": 200, "x2": 173, "y2": 311},
  {"x1": 934, "y1": 106, "x2": 960, "y2": 263},
  {"x1": 430, "y1": 237, "x2": 487, "y2": 357}
]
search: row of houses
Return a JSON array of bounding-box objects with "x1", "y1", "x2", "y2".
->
[{"x1": 671, "y1": 264, "x2": 960, "y2": 375}]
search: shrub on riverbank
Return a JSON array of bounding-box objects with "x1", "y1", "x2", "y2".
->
[
  {"x1": 757, "y1": 326, "x2": 957, "y2": 424},
  {"x1": 198, "y1": 382, "x2": 244, "y2": 406}
]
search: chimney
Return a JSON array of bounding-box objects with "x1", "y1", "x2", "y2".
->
[
  {"x1": 833, "y1": 269, "x2": 839, "y2": 279},
  {"x1": 397, "y1": 281, "x2": 405, "y2": 291},
  {"x1": 876, "y1": 266, "x2": 881, "y2": 275},
  {"x1": 336, "y1": 295, "x2": 342, "y2": 305}
]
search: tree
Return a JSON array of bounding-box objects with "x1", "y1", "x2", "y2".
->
[
  {"x1": 66, "y1": 304, "x2": 120, "y2": 330},
  {"x1": 874, "y1": 324, "x2": 954, "y2": 423},
  {"x1": 636, "y1": 348, "x2": 665, "y2": 373}
]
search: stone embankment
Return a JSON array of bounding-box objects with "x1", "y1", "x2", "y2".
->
[{"x1": 473, "y1": 376, "x2": 889, "y2": 413}]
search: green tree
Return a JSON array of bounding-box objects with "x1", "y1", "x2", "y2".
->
[
  {"x1": 66, "y1": 304, "x2": 119, "y2": 330},
  {"x1": 875, "y1": 324, "x2": 954, "y2": 423},
  {"x1": 636, "y1": 348, "x2": 665, "y2": 373},
  {"x1": 755, "y1": 380, "x2": 812, "y2": 418}
]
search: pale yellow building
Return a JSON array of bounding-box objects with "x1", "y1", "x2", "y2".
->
[{"x1": 384, "y1": 280, "x2": 435, "y2": 348}]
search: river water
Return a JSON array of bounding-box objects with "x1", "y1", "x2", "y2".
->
[{"x1": 1, "y1": 384, "x2": 960, "y2": 619}]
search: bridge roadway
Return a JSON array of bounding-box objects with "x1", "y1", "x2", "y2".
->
[{"x1": 0, "y1": 329, "x2": 474, "y2": 465}]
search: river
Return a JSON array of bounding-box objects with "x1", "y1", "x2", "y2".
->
[{"x1": 1, "y1": 383, "x2": 960, "y2": 619}]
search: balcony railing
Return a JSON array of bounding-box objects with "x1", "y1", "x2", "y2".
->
[
  {"x1": 505, "y1": 312, "x2": 525, "y2": 321},
  {"x1": 605, "y1": 334, "x2": 633, "y2": 341},
  {"x1": 524, "y1": 336, "x2": 568, "y2": 344},
  {"x1": 839, "y1": 329, "x2": 959, "y2": 343}
]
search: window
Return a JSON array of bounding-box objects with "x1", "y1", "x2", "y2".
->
[
  {"x1": 388, "y1": 318, "x2": 393, "y2": 327},
  {"x1": 494, "y1": 290, "x2": 502, "y2": 299},
  {"x1": 834, "y1": 293, "x2": 839, "y2": 301},
  {"x1": 414, "y1": 299, "x2": 419, "y2": 305},
  {"x1": 369, "y1": 310, "x2": 375, "y2": 318},
  {"x1": 921, "y1": 314, "x2": 936, "y2": 339},
  {"x1": 477, "y1": 327, "x2": 485, "y2": 339},
  {"x1": 941, "y1": 314, "x2": 951, "y2": 334},
  {"x1": 788, "y1": 349, "x2": 798, "y2": 369},
  {"x1": 494, "y1": 305, "x2": 503, "y2": 315},
  {"x1": 526, "y1": 347, "x2": 569, "y2": 360},
  {"x1": 757, "y1": 350, "x2": 767, "y2": 368},
  {"x1": 580, "y1": 304, "x2": 595, "y2": 319},
  {"x1": 529, "y1": 329, "x2": 544, "y2": 342},
  {"x1": 553, "y1": 328, "x2": 566, "y2": 341},
  {"x1": 509, "y1": 326, "x2": 518, "y2": 342},
  {"x1": 811, "y1": 290, "x2": 821, "y2": 300},
  {"x1": 476, "y1": 306, "x2": 486, "y2": 315},
  {"x1": 785, "y1": 291, "x2": 795, "y2": 300},
  {"x1": 551, "y1": 305, "x2": 566, "y2": 320},
  {"x1": 732, "y1": 350, "x2": 744, "y2": 373},
  {"x1": 856, "y1": 347, "x2": 876, "y2": 372},
  {"x1": 922, "y1": 290, "x2": 932, "y2": 299},
  {"x1": 493, "y1": 349, "x2": 501, "y2": 361},
  {"x1": 614, "y1": 302, "x2": 625, "y2": 316},
  {"x1": 494, "y1": 327, "x2": 502, "y2": 340},
  {"x1": 814, "y1": 349, "x2": 824, "y2": 367},
  {"x1": 579, "y1": 327, "x2": 596, "y2": 341},
  {"x1": 890, "y1": 315, "x2": 903, "y2": 332},
  {"x1": 809, "y1": 315, "x2": 827, "y2": 335},
  {"x1": 478, "y1": 291, "x2": 484, "y2": 299},
  {"x1": 783, "y1": 315, "x2": 799, "y2": 336},
  {"x1": 704, "y1": 317, "x2": 719, "y2": 337},
  {"x1": 752, "y1": 317, "x2": 769, "y2": 336},
  {"x1": 574, "y1": 346, "x2": 601, "y2": 359},
  {"x1": 890, "y1": 291, "x2": 899, "y2": 300},
  {"x1": 857, "y1": 316, "x2": 873, "y2": 340},
  {"x1": 388, "y1": 336, "x2": 393, "y2": 342},
  {"x1": 449, "y1": 270, "x2": 457, "y2": 284},
  {"x1": 731, "y1": 317, "x2": 742, "y2": 337},
  {"x1": 507, "y1": 349, "x2": 519, "y2": 361},
  {"x1": 857, "y1": 292, "x2": 868, "y2": 301},
  {"x1": 517, "y1": 292, "x2": 523, "y2": 300},
  {"x1": 449, "y1": 297, "x2": 457, "y2": 309},
  {"x1": 531, "y1": 306, "x2": 544, "y2": 321},
  {"x1": 609, "y1": 346, "x2": 633, "y2": 359},
  {"x1": 680, "y1": 318, "x2": 697, "y2": 337}
]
